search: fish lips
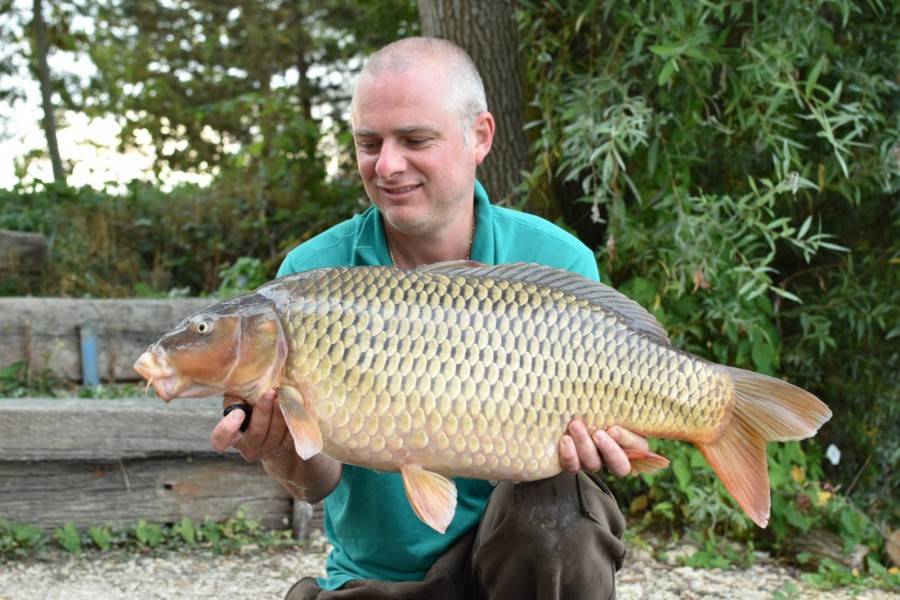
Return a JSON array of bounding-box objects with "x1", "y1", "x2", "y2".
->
[
  {"x1": 134, "y1": 349, "x2": 212, "y2": 402},
  {"x1": 134, "y1": 350, "x2": 172, "y2": 402}
]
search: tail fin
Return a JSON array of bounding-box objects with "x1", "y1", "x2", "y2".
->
[{"x1": 696, "y1": 368, "x2": 832, "y2": 528}]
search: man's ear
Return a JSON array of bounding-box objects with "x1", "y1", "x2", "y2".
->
[{"x1": 472, "y1": 111, "x2": 495, "y2": 166}]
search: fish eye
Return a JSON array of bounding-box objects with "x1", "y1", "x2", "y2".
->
[{"x1": 193, "y1": 319, "x2": 215, "y2": 334}]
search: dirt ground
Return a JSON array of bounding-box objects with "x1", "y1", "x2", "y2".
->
[{"x1": 1, "y1": 539, "x2": 896, "y2": 600}]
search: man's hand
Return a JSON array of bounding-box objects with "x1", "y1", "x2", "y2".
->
[
  {"x1": 558, "y1": 420, "x2": 649, "y2": 478},
  {"x1": 209, "y1": 390, "x2": 342, "y2": 503},
  {"x1": 210, "y1": 390, "x2": 294, "y2": 461}
]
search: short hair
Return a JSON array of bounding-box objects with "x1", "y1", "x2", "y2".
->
[{"x1": 353, "y1": 37, "x2": 488, "y2": 144}]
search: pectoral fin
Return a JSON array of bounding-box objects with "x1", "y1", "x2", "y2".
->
[
  {"x1": 399, "y1": 464, "x2": 458, "y2": 534},
  {"x1": 625, "y1": 449, "x2": 671, "y2": 475},
  {"x1": 279, "y1": 385, "x2": 323, "y2": 460}
]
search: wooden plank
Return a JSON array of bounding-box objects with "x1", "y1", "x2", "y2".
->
[
  {"x1": 0, "y1": 397, "x2": 227, "y2": 461},
  {"x1": 0, "y1": 456, "x2": 292, "y2": 531},
  {"x1": 0, "y1": 396, "x2": 324, "y2": 538},
  {"x1": 0, "y1": 297, "x2": 214, "y2": 382}
]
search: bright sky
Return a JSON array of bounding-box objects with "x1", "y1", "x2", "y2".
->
[
  {"x1": 0, "y1": 1, "x2": 344, "y2": 193},
  {"x1": 0, "y1": 79, "x2": 209, "y2": 192},
  {"x1": 0, "y1": 1, "x2": 208, "y2": 193},
  {"x1": 0, "y1": 107, "x2": 158, "y2": 191},
  {"x1": 0, "y1": 68, "x2": 44, "y2": 189}
]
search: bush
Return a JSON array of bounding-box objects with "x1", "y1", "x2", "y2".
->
[
  {"x1": 0, "y1": 172, "x2": 364, "y2": 297},
  {"x1": 518, "y1": 0, "x2": 898, "y2": 565}
]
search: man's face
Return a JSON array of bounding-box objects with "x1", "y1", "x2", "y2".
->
[{"x1": 351, "y1": 62, "x2": 493, "y2": 238}]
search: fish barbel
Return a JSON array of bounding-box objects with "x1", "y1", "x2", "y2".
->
[{"x1": 134, "y1": 262, "x2": 832, "y2": 533}]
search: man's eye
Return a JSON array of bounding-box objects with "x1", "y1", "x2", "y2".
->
[{"x1": 406, "y1": 138, "x2": 428, "y2": 147}]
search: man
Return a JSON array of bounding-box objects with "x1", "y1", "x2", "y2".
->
[{"x1": 210, "y1": 37, "x2": 649, "y2": 599}]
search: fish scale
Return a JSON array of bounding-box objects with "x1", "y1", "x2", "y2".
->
[
  {"x1": 277, "y1": 267, "x2": 729, "y2": 481},
  {"x1": 134, "y1": 261, "x2": 831, "y2": 534}
]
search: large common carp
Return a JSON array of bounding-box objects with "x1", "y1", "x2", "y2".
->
[{"x1": 134, "y1": 262, "x2": 831, "y2": 533}]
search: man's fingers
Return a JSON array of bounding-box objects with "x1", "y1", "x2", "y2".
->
[
  {"x1": 568, "y1": 420, "x2": 603, "y2": 472},
  {"x1": 223, "y1": 404, "x2": 252, "y2": 432},
  {"x1": 558, "y1": 436, "x2": 580, "y2": 473},
  {"x1": 210, "y1": 410, "x2": 244, "y2": 453},
  {"x1": 608, "y1": 425, "x2": 650, "y2": 452},
  {"x1": 592, "y1": 429, "x2": 632, "y2": 478}
]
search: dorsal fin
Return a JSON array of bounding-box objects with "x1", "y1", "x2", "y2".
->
[
  {"x1": 416, "y1": 261, "x2": 671, "y2": 346},
  {"x1": 415, "y1": 260, "x2": 484, "y2": 272}
]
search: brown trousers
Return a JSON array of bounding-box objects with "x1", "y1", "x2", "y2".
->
[{"x1": 285, "y1": 471, "x2": 626, "y2": 600}]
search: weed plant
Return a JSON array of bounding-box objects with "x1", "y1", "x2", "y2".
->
[{"x1": 1, "y1": 510, "x2": 302, "y2": 561}]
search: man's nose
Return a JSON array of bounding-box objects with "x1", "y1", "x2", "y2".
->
[{"x1": 374, "y1": 140, "x2": 406, "y2": 178}]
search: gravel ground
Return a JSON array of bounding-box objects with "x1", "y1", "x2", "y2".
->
[{"x1": 0, "y1": 535, "x2": 895, "y2": 600}]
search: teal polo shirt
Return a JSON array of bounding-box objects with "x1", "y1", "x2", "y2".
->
[{"x1": 277, "y1": 180, "x2": 599, "y2": 590}]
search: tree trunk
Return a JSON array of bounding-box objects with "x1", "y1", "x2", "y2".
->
[
  {"x1": 32, "y1": 0, "x2": 65, "y2": 185},
  {"x1": 418, "y1": 0, "x2": 529, "y2": 204}
]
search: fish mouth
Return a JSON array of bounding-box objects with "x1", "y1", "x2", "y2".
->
[
  {"x1": 134, "y1": 348, "x2": 231, "y2": 402},
  {"x1": 134, "y1": 349, "x2": 178, "y2": 402}
]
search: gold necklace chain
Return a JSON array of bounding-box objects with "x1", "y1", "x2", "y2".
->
[{"x1": 387, "y1": 214, "x2": 476, "y2": 267}]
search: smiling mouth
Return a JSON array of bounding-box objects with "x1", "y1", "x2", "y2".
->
[{"x1": 380, "y1": 183, "x2": 420, "y2": 194}]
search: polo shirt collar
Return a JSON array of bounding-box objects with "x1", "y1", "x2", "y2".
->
[{"x1": 470, "y1": 179, "x2": 493, "y2": 264}]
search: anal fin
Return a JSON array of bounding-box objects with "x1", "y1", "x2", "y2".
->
[
  {"x1": 400, "y1": 464, "x2": 458, "y2": 534},
  {"x1": 279, "y1": 385, "x2": 323, "y2": 460}
]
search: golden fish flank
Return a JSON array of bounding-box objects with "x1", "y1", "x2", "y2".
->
[{"x1": 134, "y1": 261, "x2": 832, "y2": 535}]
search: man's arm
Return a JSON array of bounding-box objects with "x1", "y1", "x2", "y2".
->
[
  {"x1": 261, "y1": 451, "x2": 343, "y2": 504},
  {"x1": 210, "y1": 391, "x2": 342, "y2": 503}
]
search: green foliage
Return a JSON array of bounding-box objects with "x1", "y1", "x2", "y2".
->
[
  {"x1": 518, "y1": 0, "x2": 898, "y2": 571},
  {"x1": 76, "y1": 0, "x2": 418, "y2": 177},
  {"x1": 168, "y1": 517, "x2": 192, "y2": 545},
  {"x1": 0, "y1": 518, "x2": 46, "y2": 558},
  {"x1": 0, "y1": 176, "x2": 361, "y2": 296},
  {"x1": 0, "y1": 0, "x2": 28, "y2": 112},
  {"x1": 0, "y1": 359, "x2": 145, "y2": 398},
  {"x1": 53, "y1": 522, "x2": 82, "y2": 553},
  {"x1": 88, "y1": 524, "x2": 118, "y2": 551},
  {"x1": 617, "y1": 437, "x2": 895, "y2": 583},
  {"x1": 1, "y1": 510, "x2": 298, "y2": 559},
  {"x1": 217, "y1": 257, "x2": 270, "y2": 297},
  {"x1": 1, "y1": 0, "x2": 419, "y2": 298},
  {"x1": 621, "y1": 440, "x2": 750, "y2": 535},
  {"x1": 801, "y1": 556, "x2": 900, "y2": 592},
  {"x1": 0, "y1": 361, "x2": 67, "y2": 397},
  {"x1": 133, "y1": 519, "x2": 165, "y2": 548},
  {"x1": 681, "y1": 534, "x2": 757, "y2": 570},
  {"x1": 76, "y1": 383, "x2": 146, "y2": 400}
]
